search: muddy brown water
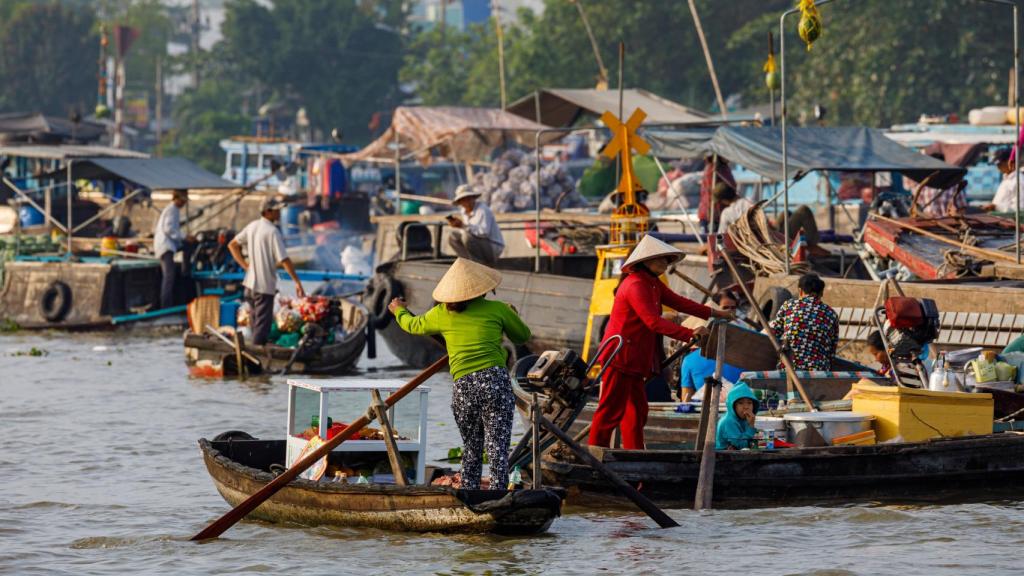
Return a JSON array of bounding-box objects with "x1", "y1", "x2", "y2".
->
[{"x1": 2, "y1": 330, "x2": 1023, "y2": 575}]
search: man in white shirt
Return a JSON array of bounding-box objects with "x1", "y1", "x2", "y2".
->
[
  {"x1": 446, "y1": 184, "x2": 504, "y2": 266},
  {"x1": 228, "y1": 196, "x2": 305, "y2": 345},
  {"x1": 986, "y1": 147, "x2": 1024, "y2": 213},
  {"x1": 154, "y1": 189, "x2": 192, "y2": 308},
  {"x1": 714, "y1": 183, "x2": 755, "y2": 235}
]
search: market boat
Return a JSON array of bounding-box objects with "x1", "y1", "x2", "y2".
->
[
  {"x1": 183, "y1": 297, "x2": 369, "y2": 376},
  {"x1": 198, "y1": 377, "x2": 565, "y2": 534},
  {"x1": 198, "y1": 437, "x2": 564, "y2": 534},
  {"x1": 540, "y1": 432, "x2": 1024, "y2": 508}
]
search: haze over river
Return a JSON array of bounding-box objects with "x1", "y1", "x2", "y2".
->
[{"x1": 2, "y1": 331, "x2": 1023, "y2": 575}]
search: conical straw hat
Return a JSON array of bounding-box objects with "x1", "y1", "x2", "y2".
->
[
  {"x1": 621, "y1": 235, "x2": 685, "y2": 272},
  {"x1": 432, "y1": 258, "x2": 503, "y2": 303}
]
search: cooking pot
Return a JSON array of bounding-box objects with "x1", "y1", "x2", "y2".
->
[{"x1": 784, "y1": 412, "x2": 874, "y2": 444}]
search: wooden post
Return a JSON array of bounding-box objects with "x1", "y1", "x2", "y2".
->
[
  {"x1": 694, "y1": 321, "x2": 726, "y2": 511},
  {"x1": 370, "y1": 389, "x2": 408, "y2": 486},
  {"x1": 531, "y1": 392, "x2": 542, "y2": 489},
  {"x1": 694, "y1": 373, "x2": 714, "y2": 448}
]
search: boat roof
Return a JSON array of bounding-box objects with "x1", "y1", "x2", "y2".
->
[
  {"x1": 0, "y1": 143, "x2": 147, "y2": 160},
  {"x1": 507, "y1": 88, "x2": 710, "y2": 127},
  {"x1": 66, "y1": 157, "x2": 237, "y2": 189},
  {"x1": 887, "y1": 123, "x2": 1018, "y2": 146},
  {"x1": 0, "y1": 112, "x2": 106, "y2": 144},
  {"x1": 288, "y1": 378, "x2": 431, "y2": 393},
  {"x1": 647, "y1": 125, "x2": 967, "y2": 188}
]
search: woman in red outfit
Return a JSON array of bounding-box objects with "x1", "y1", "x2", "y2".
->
[{"x1": 588, "y1": 235, "x2": 732, "y2": 450}]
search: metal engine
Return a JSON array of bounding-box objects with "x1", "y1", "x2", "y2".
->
[
  {"x1": 513, "y1": 349, "x2": 590, "y2": 410},
  {"x1": 875, "y1": 296, "x2": 941, "y2": 386}
]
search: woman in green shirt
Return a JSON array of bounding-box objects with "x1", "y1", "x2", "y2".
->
[{"x1": 388, "y1": 258, "x2": 531, "y2": 489}]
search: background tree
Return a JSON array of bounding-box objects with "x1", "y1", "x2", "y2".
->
[{"x1": 0, "y1": 1, "x2": 99, "y2": 116}]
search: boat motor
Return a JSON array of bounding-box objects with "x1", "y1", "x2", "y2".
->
[{"x1": 874, "y1": 296, "x2": 940, "y2": 387}]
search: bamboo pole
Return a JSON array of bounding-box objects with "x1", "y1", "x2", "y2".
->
[{"x1": 694, "y1": 321, "x2": 726, "y2": 510}]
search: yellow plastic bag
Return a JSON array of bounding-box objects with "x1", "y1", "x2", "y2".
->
[{"x1": 798, "y1": 0, "x2": 822, "y2": 51}]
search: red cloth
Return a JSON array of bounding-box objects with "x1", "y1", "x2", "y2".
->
[
  {"x1": 697, "y1": 161, "x2": 735, "y2": 223},
  {"x1": 601, "y1": 271, "x2": 713, "y2": 377},
  {"x1": 587, "y1": 370, "x2": 648, "y2": 449},
  {"x1": 589, "y1": 271, "x2": 713, "y2": 449}
]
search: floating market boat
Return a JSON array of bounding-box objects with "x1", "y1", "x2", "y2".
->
[
  {"x1": 198, "y1": 437, "x2": 564, "y2": 534},
  {"x1": 540, "y1": 433, "x2": 1024, "y2": 508},
  {"x1": 183, "y1": 297, "x2": 369, "y2": 376},
  {"x1": 198, "y1": 377, "x2": 565, "y2": 535}
]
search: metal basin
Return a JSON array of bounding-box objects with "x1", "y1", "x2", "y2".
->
[{"x1": 783, "y1": 412, "x2": 874, "y2": 444}]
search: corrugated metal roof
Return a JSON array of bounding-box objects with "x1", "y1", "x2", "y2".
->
[
  {"x1": 70, "y1": 157, "x2": 237, "y2": 189},
  {"x1": 0, "y1": 144, "x2": 147, "y2": 160}
]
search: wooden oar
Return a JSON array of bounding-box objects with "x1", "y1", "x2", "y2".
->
[
  {"x1": 190, "y1": 355, "x2": 449, "y2": 541},
  {"x1": 694, "y1": 321, "x2": 727, "y2": 511},
  {"x1": 538, "y1": 414, "x2": 678, "y2": 529},
  {"x1": 717, "y1": 246, "x2": 817, "y2": 411}
]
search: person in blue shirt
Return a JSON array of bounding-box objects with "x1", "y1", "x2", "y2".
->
[
  {"x1": 716, "y1": 382, "x2": 759, "y2": 450},
  {"x1": 678, "y1": 292, "x2": 744, "y2": 402}
]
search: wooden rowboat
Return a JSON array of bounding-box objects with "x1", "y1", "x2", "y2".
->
[
  {"x1": 184, "y1": 298, "x2": 369, "y2": 377},
  {"x1": 540, "y1": 433, "x2": 1024, "y2": 508},
  {"x1": 199, "y1": 437, "x2": 565, "y2": 534}
]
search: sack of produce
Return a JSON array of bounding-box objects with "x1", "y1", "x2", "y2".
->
[{"x1": 275, "y1": 307, "x2": 303, "y2": 333}]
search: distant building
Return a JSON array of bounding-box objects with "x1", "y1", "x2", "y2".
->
[{"x1": 408, "y1": 0, "x2": 544, "y2": 31}]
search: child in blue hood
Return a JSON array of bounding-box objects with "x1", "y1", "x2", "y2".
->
[{"x1": 716, "y1": 382, "x2": 759, "y2": 450}]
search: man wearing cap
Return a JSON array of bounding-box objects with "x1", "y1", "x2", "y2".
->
[
  {"x1": 228, "y1": 196, "x2": 306, "y2": 346},
  {"x1": 447, "y1": 184, "x2": 504, "y2": 266},
  {"x1": 589, "y1": 235, "x2": 734, "y2": 450},
  {"x1": 985, "y1": 146, "x2": 1024, "y2": 213},
  {"x1": 154, "y1": 189, "x2": 193, "y2": 309}
]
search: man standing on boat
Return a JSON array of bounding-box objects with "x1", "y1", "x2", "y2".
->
[
  {"x1": 588, "y1": 235, "x2": 733, "y2": 450},
  {"x1": 446, "y1": 184, "x2": 504, "y2": 266},
  {"x1": 154, "y1": 189, "x2": 193, "y2": 309},
  {"x1": 985, "y1": 147, "x2": 1024, "y2": 213},
  {"x1": 228, "y1": 196, "x2": 306, "y2": 346}
]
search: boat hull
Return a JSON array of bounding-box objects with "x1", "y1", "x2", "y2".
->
[
  {"x1": 541, "y1": 433, "x2": 1024, "y2": 508},
  {"x1": 200, "y1": 438, "x2": 563, "y2": 534},
  {"x1": 184, "y1": 299, "x2": 369, "y2": 376}
]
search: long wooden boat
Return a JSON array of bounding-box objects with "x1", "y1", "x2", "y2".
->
[
  {"x1": 199, "y1": 437, "x2": 565, "y2": 534},
  {"x1": 541, "y1": 432, "x2": 1024, "y2": 508},
  {"x1": 184, "y1": 298, "x2": 369, "y2": 376}
]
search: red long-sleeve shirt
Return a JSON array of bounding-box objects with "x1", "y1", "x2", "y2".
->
[{"x1": 601, "y1": 271, "x2": 714, "y2": 377}]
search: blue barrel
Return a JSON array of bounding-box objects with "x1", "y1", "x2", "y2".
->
[
  {"x1": 220, "y1": 299, "x2": 241, "y2": 328},
  {"x1": 281, "y1": 205, "x2": 302, "y2": 235},
  {"x1": 18, "y1": 204, "x2": 44, "y2": 227}
]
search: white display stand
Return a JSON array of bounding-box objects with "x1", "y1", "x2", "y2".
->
[{"x1": 285, "y1": 379, "x2": 430, "y2": 484}]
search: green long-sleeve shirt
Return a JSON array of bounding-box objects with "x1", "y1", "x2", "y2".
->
[{"x1": 394, "y1": 298, "x2": 531, "y2": 381}]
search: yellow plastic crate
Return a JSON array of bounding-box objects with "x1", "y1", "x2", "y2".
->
[{"x1": 851, "y1": 380, "x2": 993, "y2": 442}]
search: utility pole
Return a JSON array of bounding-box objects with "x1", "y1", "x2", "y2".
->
[
  {"x1": 155, "y1": 56, "x2": 163, "y2": 156},
  {"x1": 687, "y1": 0, "x2": 727, "y2": 119},
  {"x1": 492, "y1": 0, "x2": 506, "y2": 109},
  {"x1": 191, "y1": 0, "x2": 201, "y2": 87},
  {"x1": 570, "y1": 0, "x2": 608, "y2": 90}
]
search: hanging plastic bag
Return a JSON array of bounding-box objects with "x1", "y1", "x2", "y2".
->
[
  {"x1": 798, "y1": 0, "x2": 822, "y2": 51},
  {"x1": 764, "y1": 31, "x2": 779, "y2": 90}
]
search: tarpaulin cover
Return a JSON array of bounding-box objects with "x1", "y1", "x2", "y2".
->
[
  {"x1": 642, "y1": 125, "x2": 719, "y2": 159},
  {"x1": 708, "y1": 126, "x2": 967, "y2": 188},
  {"x1": 70, "y1": 157, "x2": 237, "y2": 189},
  {"x1": 507, "y1": 88, "x2": 710, "y2": 127},
  {"x1": 341, "y1": 106, "x2": 553, "y2": 164}
]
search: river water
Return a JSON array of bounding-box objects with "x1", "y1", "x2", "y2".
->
[{"x1": 2, "y1": 330, "x2": 1023, "y2": 575}]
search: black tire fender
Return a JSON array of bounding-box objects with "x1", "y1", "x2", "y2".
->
[
  {"x1": 39, "y1": 281, "x2": 72, "y2": 323},
  {"x1": 760, "y1": 286, "x2": 793, "y2": 324},
  {"x1": 367, "y1": 273, "x2": 399, "y2": 329},
  {"x1": 212, "y1": 430, "x2": 256, "y2": 442}
]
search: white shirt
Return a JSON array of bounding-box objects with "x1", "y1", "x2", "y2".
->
[
  {"x1": 992, "y1": 170, "x2": 1024, "y2": 213},
  {"x1": 463, "y1": 202, "x2": 505, "y2": 249},
  {"x1": 154, "y1": 203, "x2": 183, "y2": 258},
  {"x1": 717, "y1": 197, "x2": 755, "y2": 234},
  {"x1": 234, "y1": 217, "x2": 288, "y2": 295}
]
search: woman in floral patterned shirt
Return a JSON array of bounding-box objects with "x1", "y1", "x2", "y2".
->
[{"x1": 769, "y1": 273, "x2": 839, "y2": 371}]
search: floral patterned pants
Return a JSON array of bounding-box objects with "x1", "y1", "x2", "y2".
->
[{"x1": 452, "y1": 366, "x2": 515, "y2": 490}]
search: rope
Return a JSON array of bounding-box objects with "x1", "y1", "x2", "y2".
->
[{"x1": 727, "y1": 201, "x2": 810, "y2": 276}]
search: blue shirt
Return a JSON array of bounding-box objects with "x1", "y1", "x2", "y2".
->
[{"x1": 680, "y1": 349, "x2": 743, "y2": 391}]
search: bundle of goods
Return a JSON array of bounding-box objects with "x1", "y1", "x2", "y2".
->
[
  {"x1": 267, "y1": 295, "x2": 347, "y2": 349},
  {"x1": 466, "y1": 149, "x2": 589, "y2": 213}
]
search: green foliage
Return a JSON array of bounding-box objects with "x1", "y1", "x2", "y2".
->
[
  {"x1": 161, "y1": 80, "x2": 249, "y2": 173},
  {"x1": 0, "y1": 1, "x2": 98, "y2": 116},
  {"x1": 218, "y1": 0, "x2": 405, "y2": 143}
]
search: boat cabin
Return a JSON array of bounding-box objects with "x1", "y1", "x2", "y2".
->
[{"x1": 286, "y1": 379, "x2": 430, "y2": 484}]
